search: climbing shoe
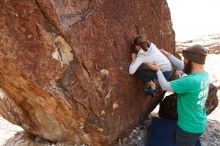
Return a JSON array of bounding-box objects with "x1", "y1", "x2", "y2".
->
[{"x1": 144, "y1": 87, "x2": 158, "y2": 96}]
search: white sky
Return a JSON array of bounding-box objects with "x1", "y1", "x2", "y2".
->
[{"x1": 167, "y1": 0, "x2": 220, "y2": 41}]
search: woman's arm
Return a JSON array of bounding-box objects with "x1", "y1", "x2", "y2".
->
[{"x1": 129, "y1": 54, "x2": 143, "y2": 74}]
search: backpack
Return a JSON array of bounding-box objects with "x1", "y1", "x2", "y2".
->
[{"x1": 159, "y1": 93, "x2": 178, "y2": 120}]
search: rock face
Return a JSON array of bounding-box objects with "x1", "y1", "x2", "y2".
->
[{"x1": 0, "y1": 0, "x2": 175, "y2": 145}]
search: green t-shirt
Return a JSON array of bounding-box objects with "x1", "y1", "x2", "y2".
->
[{"x1": 170, "y1": 72, "x2": 209, "y2": 133}]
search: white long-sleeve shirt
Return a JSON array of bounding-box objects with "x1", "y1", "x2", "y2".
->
[{"x1": 129, "y1": 43, "x2": 172, "y2": 74}]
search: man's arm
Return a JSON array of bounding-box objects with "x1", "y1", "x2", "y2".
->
[
  {"x1": 156, "y1": 71, "x2": 173, "y2": 91},
  {"x1": 168, "y1": 55, "x2": 184, "y2": 71},
  {"x1": 145, "y1": 64, "x2": 173, "y2": 91},
  {"x1": 129, "y1": 53, "x2": 143, "y2": 74},
  {"x1": 160, "y1": 49, "x2": 184, "y2": 71}
]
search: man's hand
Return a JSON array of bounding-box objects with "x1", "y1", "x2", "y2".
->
[
  {"x1": 159, "y1": 49, "x2": 171, "y2": 57},
  {"x1": 145, "y1": 64, "x2": 160, "y2": 72},
  {"x1": 131, "y1": 53, "x2": 137, "y2": 61}
]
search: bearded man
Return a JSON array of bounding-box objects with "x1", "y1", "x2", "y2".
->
[{"x1": 147, "y1": 44, "x2": 209, "y2": 146}]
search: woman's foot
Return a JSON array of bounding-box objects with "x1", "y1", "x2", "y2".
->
[
  {"x1": 144, "y1": 80, "x2": 157, "y2": 95},
  {"x1": 144, "y1": 87, "x2": 158, "y2": 96},
  {"x1": 147, "y1": 80, "x2": 156, "y2": 90}
]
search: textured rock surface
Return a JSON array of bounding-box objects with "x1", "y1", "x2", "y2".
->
[{"x1": 0, "y1": 0, "x2": 175, "y2": 145}]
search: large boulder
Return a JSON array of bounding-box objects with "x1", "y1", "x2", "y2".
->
[{"x1": 0, "y1": 0, "x2": 175, "y2": 145}]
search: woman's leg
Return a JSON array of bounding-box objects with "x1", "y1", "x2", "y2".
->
[
  {"x1": 136, "y1": 66, "x2": 158, "y2": 94},
  {"x1": 136, "y1": 65, "x2": 157, "y2": 83},
  {"x1": 162, "y1": 71, "x2": 173, "y2": 79}
]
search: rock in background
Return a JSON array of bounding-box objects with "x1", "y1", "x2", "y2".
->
[
  {"x1": 206, "y1": 83, "x2": 219, "y2": 115},
  {"x1": 176, "y1": 34, "x2": 220, "y2": 54},
  {"x1": 0, "y1": 0, "x2": 175, "y2": 145}
]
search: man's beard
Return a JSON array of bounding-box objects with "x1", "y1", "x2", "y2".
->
[{"x1": 183, "y1": 60, "x2": 192, "y2": 74}]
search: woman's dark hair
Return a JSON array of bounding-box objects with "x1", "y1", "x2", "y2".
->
[
  {"x1": 131, "y1": 42, "x2": 138, "y2": 54},
  {"x1": 133, "y1": 35, "x2": 151, "y2": 51}
]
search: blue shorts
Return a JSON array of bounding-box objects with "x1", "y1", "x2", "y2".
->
[{"x1": 136, "y1": 65, "x2": 172, "y2": 83}]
